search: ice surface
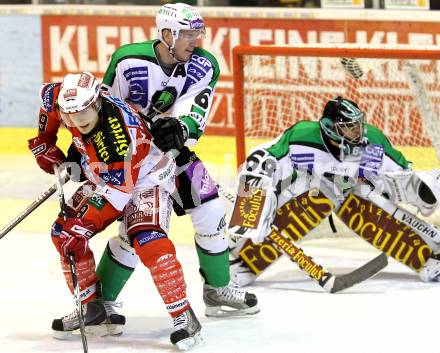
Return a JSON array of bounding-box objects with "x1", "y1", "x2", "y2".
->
[{"x1": 0, "y1": 232, "x2": 438, "y2": 353}]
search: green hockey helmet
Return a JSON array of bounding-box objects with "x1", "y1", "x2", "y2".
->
[{"x1": 320, "y1": 96, "x2": 365, "y2": 145}]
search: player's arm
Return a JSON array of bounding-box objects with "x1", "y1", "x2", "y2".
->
[
  {"x1": 150, "y1": 68, "x2": 219, "y2": 152},
  {"x1": 28, "y1": 83, "x2": 66, "y2": 174},
  {"x1": 361, "y1": 125, "x2": 440, "y2": 216},
  {"x1": 169, "y1": 52, "x2": 220, "y2": 147}
]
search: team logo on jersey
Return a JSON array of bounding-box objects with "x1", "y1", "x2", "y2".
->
[
  {"x1": 290, "y1": 153, "x2": 314, "y2": 172},
  {"x1": 146, "y1": 87, "x2": 178, "y2": 119},
  {"x1": 91, "y1": 112, "x2": 131, "y2": 163},
  {"x1": 359, "y1": 144, "x2": 384, "y2": 178},
  {"x1": 124, "y1": 67, "x2": 149, "y2": 108},
  {"x1": 99, "y1": 169, "x2": 125, "y2": 186}
]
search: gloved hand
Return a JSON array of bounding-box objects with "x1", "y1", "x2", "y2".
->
[
  {"x1": 59, "y1": 218, "x2": 95, "y2": 261},
  {"x1": 150, "y1": 117, "x2": 188, "y2": 153},
  {"x1": 28, "y1": 135, "x2": 66, "y2": 174}
]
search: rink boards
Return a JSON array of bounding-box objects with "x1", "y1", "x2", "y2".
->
[{"x1": 1, "y1": 128, "x2": 439, "y2": 243}]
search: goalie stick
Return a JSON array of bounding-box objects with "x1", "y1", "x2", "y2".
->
[
  {"x1": 53, "y1": 166, "x2": 89, "y2": 353},
  {"x1": 217, "y1": 183, "x2": 388, "y2": 293},
  {"x1": 0, "y1": 174, "x2": 70, "y2": 240}
]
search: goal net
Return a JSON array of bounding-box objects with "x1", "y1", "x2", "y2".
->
[
  {"x1": 232, "y1": 44, "x2": 440, "y2": 239},
  {"x1": 233, "y1": 44, "x2": 440, "y2": 170}
]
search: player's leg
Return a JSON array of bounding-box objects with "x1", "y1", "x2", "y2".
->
[
  {"x1": 127, "y1": 185, "x2": 203, "y2": 350},
  {"x1": 50, "y1": 182, "x2": 125, "y2": 338},
  {"x1": 96, "y1": 223, "x2": 139, "y2": 302},
  {"x1": 172, "y1": 148, "x2": 259, "y2": 317},
  {"x1": 188, "y1": 199, "x2": 260, "y2": 317}
]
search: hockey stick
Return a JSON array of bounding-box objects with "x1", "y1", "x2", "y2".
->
[
  {"x1": 217, "y1": 183, "x2": 387, "y2": 293},
  {"x1": 53, "y1": 166, "x2": 89, "y2": 353},
  {"x1": 0, "y1": 174, "x2": 70, "y2": 240}
]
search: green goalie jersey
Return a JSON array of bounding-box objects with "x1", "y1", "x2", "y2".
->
[
  {"x1": 253, "y1": 120, "x2": 410, "y2": 191},
  {"x1": 102, "y1": 39, "x2": 220, "y2": 146}
]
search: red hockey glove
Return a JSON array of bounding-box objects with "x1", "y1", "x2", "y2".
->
[
  {"x1": 28, "y1": 135, "x2": 66, "y2": 174},
  {"x1": 59, "y1": 219, "x2": 96, "y2": 261}
]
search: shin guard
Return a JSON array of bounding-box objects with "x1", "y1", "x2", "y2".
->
[
  {"x1": 96, "y1": 236, "x2": 139, "y2": 301},
  {"x1": 60, "y1": 250, "x2": 98, "y2": 303},
  {"x1": 133, "y1": 232, "x2": 190, "y2": 317}
]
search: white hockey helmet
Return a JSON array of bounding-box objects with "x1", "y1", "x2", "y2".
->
[
  {"x1": 156, "y1": 3, "x2": 205, "y2": 50},
  {"x1": 58, "y1": 72, "x2": 101, "y2": 134}
]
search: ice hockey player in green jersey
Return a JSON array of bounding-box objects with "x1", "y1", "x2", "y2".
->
[{"x1": 228, "y1": 96, "x2": 440, "y2": 288}]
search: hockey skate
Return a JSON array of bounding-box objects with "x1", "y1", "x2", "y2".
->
[
  {"x1": 170, "y1": 307, "x2": 204, "y2": 350},
  {"x1": 52, "y1": 299, "x2": 125, "y2": 339},
  {"x1": 419, "y1": 254, "x2": 440, "y2": 282},
  {"x1": 203, "y1": 283, "x2": 260, "y2": 317}
]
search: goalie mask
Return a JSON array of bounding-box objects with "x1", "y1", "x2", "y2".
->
[
  {"x1": 58, "y1": 72, "x2": 101, "y2": 135},
  {"x1": 156, "y1": 3, "x2": 205, "y2": 59},
  {"x1": 320, "y1": 96, "x2": 366, "y2": 155}
]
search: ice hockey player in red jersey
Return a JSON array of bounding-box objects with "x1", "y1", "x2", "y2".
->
[{"x1": 28, "y1": 72, "x2": 203, "y2": 350}]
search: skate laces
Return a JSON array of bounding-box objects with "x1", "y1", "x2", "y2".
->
[
  {"x1": 216, "y1": 286, "x2": 246, "y2": 303},
  {"x1": 102, "y1": 301, "x2": 123, "y2": 315},
  {"x1": 63, "y1": 307, "x2": 80, "y2": 321}
]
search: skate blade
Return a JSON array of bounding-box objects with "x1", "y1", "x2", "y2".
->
[
  {"x1": 175, "y1": 332, "x2": 205, "y2": 351},
  {"x1": 52, "y1": 324, "x2": 123, "y2": 340},
  {"x1": 205, "y1": 305, "x2": 260, "y2": 318}
]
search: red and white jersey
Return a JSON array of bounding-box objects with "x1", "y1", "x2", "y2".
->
[{"x1": 38, "y1": 82, "x2": 175, "y2": 213}]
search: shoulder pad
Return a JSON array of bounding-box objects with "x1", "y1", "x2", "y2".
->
[{"x1": 39, "y1": 83, "x2": 61, "y2": 112}]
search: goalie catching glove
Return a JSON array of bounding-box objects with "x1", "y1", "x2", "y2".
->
[
  {"x1": 150, "y1": 117, "x2": 188, "y2": 153},
  {"x1": 379, "y1": 170, "x2": 440, "y2": 217}
]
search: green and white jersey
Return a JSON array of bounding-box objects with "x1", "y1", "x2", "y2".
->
[
  {"x1": 252, "y1": 121, "x2": 409, "y2": 198},
  {"x1": 102, "y1": 40, "x2": 220, "y2": 146}
]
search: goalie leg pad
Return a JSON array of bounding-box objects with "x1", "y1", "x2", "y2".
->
[
  {"x1": 337, "y1": 192, "x2": 433, "y2": 272},
  {"x1": 231, "y1": 236, "x2": 283, "y2": 286}
]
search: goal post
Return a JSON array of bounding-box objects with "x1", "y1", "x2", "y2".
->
[{"x1": 232, "y1": 44, "x2": 440, "y2": 170}]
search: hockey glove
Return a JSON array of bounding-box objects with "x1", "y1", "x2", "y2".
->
[
  {"x1": 150, "y1": 117, "x2": 188, "y2": 153},
  {"x1": 59, "y1": 218, "x2": 95, "y2": 261},
  {"x1": 28, "y1": 134, "x2": 66, "y2": 174}
]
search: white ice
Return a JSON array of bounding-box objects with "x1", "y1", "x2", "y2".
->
[{"x1": 1, "y1": 231, "x2": 439, "y2": 353}]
